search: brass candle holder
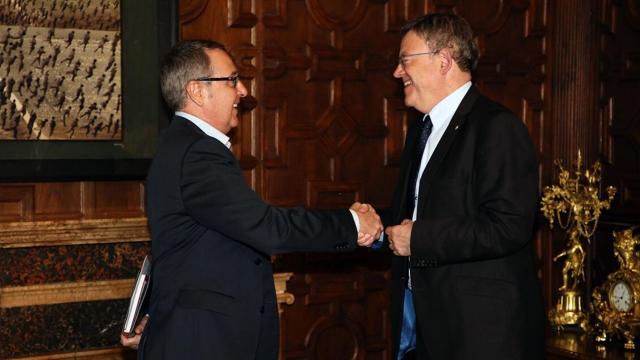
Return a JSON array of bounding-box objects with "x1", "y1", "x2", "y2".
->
[{"x1": 541, "y1": 150, "x2": 616, "y2": 331}]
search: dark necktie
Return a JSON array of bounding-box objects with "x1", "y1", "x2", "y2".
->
[
  {"x1": 398, "y1": 115, "x2": 432, "y2": 360},
  {"x1": 406, "y1": 115, "x2": 433, "y2": 216}
]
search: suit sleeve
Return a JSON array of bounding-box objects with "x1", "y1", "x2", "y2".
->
[
  {"x1": 179, "y1": 138, "x2": 358, "y2": 255},
  {"x1": 410, "y1": 112, "x2": 538, "y2": 265}
]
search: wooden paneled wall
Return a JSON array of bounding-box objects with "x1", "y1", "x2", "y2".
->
[
  {"x1": 599, "y1": 0, "x2": 640, "y2": 222},
  {"x1": 0, "y1": 182, "x2": 147, "y2": 358},
  {"x1": 588, "y1": 0, "x2": 640, "y2": 308},
  {"x1": 1, "y1": 0, "x2": 639, "y2": 359}
]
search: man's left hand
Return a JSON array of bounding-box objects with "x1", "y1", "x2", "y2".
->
[
  {"x1": 385, "y1": 219, "x2": 413, "y2": 256},
  {"x1": 120, "y1": 314, "x2": 148, "y2": 350}
]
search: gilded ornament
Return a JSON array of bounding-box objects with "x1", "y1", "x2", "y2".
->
[
  {"x1": 541, "y1": 150, "x2": 616, "y2": 331},
  {"x1": 591, "y1": 228, "x2": 640, "y2": 350}
]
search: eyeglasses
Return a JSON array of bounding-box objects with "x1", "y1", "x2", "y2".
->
[
  {"x1": 398, "y1": 50, "x2": 439, "y2": 66},
  {"x1": 194, "y1": 74, "x2": 239, "y2": 88}
]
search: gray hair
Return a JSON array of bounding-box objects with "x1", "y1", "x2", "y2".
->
[
  {"x1": 160, "y1": 40, "x2": 227, "y2": 111},
  {"x1": 401, "y1": 13, "x2": 478, "y2": 72}
]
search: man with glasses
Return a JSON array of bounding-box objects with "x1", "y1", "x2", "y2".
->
[
  {"x1": 125, "y1": 40, "x2": 383, "y2": 359},
  {"x1": 377, "y1": 13, "x2": 544, "y2": 359}
]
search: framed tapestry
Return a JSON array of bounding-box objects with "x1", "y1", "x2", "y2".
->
[{"x1": 0, "y1": 0, "x2": 178, "y2": 181}]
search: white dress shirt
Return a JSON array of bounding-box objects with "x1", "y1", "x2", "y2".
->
[
  {"x1": 175, "y1": 111, "x2": 231, "y2": 149},
  {"x1": 410, "y1": 81, "x2": 472, "y2": 220}
]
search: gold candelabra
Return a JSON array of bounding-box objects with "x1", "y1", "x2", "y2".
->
[{"x1": 541, "y1": 150, "x2": 616, "y2": 330}]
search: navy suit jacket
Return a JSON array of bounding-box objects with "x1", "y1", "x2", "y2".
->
[
  {"x1": 140, "y1": 116, "x2": 358, "y2": 359},
  {"x1": 387, "y1": 86, "x2": 545, "y2": 360}
]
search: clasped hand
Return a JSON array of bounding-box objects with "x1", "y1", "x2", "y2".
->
[
  {"x1": 385, "y1": 219, "x2": 412, "y2": 256},
  {"x1": 351, "y1": 203, "x2": 412, "y2": 256},
  {"x1": 350, "y1": 202, "x2": 383, "y2": 247}
]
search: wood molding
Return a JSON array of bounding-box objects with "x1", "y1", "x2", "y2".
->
[
  {"x1": 179, "y1": 0, "x2": 208, "y2": 25},
  {"x1": 275, "y1": 272, "x2": 295, "y2": 307},
  {"x1": 549, "y1": 0, "x2": 600, "y2": 164},
  {"x1": 0, "y1": 217, "x2": 149, "y2": 249},
  {"x1": 0, "y1": 279, "x2": 135, "y2": 308},
  {"x1": 1, "y1": 273, "x2": 295, "y2": 309},
  {"x1": 6, "y1": 347, "x2": 132, "y2": 360}
]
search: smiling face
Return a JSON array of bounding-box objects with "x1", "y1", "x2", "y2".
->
[
  {"x1": 199, "y1": 48, "x2": 247, "y2": 134},
  {"x1": 393, "y1": 31, "x2": 447, "y2": 114}
]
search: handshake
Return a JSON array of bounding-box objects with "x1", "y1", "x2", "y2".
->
[{"x1": 350, "y1": 202, "x2": 383, "y2": 247}]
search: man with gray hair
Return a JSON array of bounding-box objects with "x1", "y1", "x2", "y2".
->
[{"x1": 380, "y1": 13, "x2": 544, "y2": 359}]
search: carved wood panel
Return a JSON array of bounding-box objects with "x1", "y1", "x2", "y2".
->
[
  {"x1": 0, "y1": 181, "x2": 144, "y2": 221},
  {"x1": 0, "y1": 185, "x2": 34, "y2": 221},
  {"x1": 265, "y1": 0, "x2": 407, "y2": 208},
  {"x1": 599, "y1": 0, "x2": 640, "y2": 222},
  {"x1": 280, "y1": 270, "x2": 390, "y2": 360}
]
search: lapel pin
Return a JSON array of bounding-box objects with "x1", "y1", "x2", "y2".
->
[{"x1": 454, "y1": 125, "x2": 459, "y2": 130}]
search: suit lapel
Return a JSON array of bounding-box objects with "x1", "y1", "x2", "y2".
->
[{"x1": 417, "y1": 86, "x2": 480, "y2": 216}]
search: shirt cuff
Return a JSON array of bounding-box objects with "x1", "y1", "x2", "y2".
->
[{"x1": 349, "y1": 209, "x2": 360, "y2": 232}]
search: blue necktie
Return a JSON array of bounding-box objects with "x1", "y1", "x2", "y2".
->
[
  {"x1": 398, "y1": 288, "x2": 417, "y2": 359},
  {"x1": 398, "y1": 115, "x2": 432, "y2": 360}
]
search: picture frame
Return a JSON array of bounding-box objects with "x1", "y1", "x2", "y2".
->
[{"x1": 0, "y1": 0, "x2": 178, "y2": 181}]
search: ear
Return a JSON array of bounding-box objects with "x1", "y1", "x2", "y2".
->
[
  {"x1": 438, "y1": 48, "x2": 454, "y2": 75},
  {"x1": 185, "y1": 80, "x2": 204, "y2": 107}
]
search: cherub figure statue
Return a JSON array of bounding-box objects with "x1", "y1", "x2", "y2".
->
[
  {"x1": 554, "y1": 228, "x2": 585, "y2": 291},
  {"x1": 613, "y1": 228, "x2": 640, "y2": 272}
]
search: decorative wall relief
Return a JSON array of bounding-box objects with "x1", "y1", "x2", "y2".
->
[
  {"x1": 0, "y1": 0, "x2": 122, "y2": 141},
  {"x1": 0, "y1": 0, "x2": 177, "y2": 181}
]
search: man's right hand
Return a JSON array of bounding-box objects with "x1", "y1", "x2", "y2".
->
[{"x1": 351, "y1": 202, "x2": 383, "y2": 246}]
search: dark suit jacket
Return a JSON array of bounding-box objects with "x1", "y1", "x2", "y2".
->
[
  {"x1": 387, "y1": 86, "x2": 544, "y2": 360},
  {"x1": 140, "y1": 116, "x2": 358, "y2": 360}
]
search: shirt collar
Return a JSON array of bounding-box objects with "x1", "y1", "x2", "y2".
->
[
  {"x1": 175, "y1": 111, "x2": 231, "y2": 149},
  {"x1": 425, "y1": 81, "x2": 472, "y2": 129}
]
